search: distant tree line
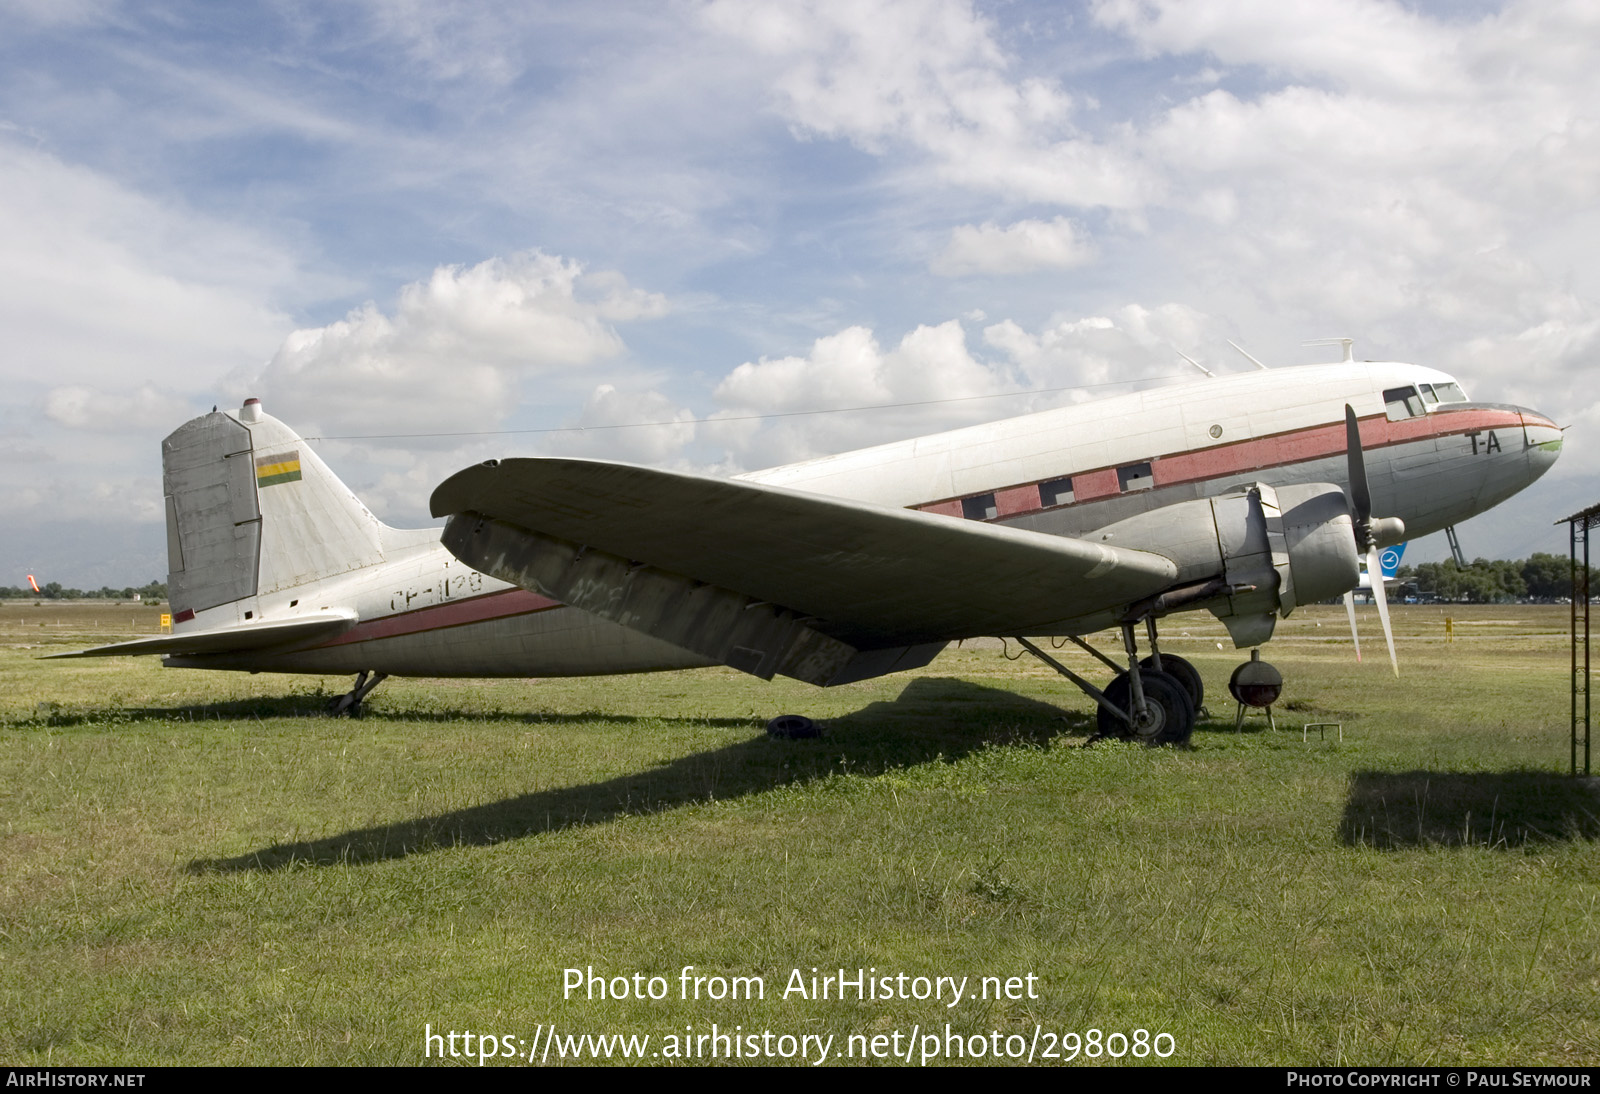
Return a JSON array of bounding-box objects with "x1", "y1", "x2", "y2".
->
[
  {"x1": 3, "y1": 554, "x2": 1593, "y2": 607},
  {"x1": 0, "y1": 581, "x2": 167, "y2": 602},
  {"x1": 1397, "y1": 553, "x2": 1597, "y2": 604}
]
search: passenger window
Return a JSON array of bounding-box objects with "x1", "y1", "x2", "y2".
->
[
  {"x1": 1040, "y1": 477, "x2": 1074, "y2": 507},
  {"x1": 1383, "y1": 386, "x2": 1426, "y2": 421},
  {"x1": 962, "y1": 493, "x2": 998, "y2": 520},
  {"x1": 1118, "y1": 462, "x2": 1154, "y2": 491}
]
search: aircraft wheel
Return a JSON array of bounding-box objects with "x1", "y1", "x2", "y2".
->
[
  {"x1": 766, "y1": 714, "x2": 819, "y2": 739},
  {"x1": 1140, "y1": 654, "x2": 1204, "y2": 712},
  {"x1": 1097, "y1": 671, "x2": 1196, "y2": 747}
]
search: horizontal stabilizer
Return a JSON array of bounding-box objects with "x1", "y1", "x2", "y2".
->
[
  {"x1": 46, "y1": 611, "x2": 356, "y2": 660},
  {"x1": 430, "y1": 458, "x2": 1179, "y2": 648}
]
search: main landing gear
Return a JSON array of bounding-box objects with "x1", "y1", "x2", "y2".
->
[
  {"x1": 328, "y1": 670, "x2": 388, "y2": 717},
  {"x1": 1014, "y1": 618, "x2": 1203, "y2": 746}
]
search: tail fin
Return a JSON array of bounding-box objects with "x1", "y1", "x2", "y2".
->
[
  {"x1": 163, "y1": 398, "x2": 392, "y2": 618},
  {"x1": 1379, "y1": 542, "x2": 1407, "y2": 580}
]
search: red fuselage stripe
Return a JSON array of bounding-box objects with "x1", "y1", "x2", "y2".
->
[
  {"x1": 320, "y1": 588, "x2": 561, "y2": 647},
  {"x1": 917, "y1": 407, "x2": 1543, "y2": 517}
]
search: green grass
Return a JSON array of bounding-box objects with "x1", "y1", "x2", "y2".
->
[{"x1": 1, "y1": 601, "x2": 1597, "y2": 1065}]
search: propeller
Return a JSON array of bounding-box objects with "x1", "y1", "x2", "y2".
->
[
  {"x1": 1345, "y1": 404, "x2": 1405, "y2": 675},
  {"x1": 1343, "y1": 589, "x2": 1362, "y2": 663}
]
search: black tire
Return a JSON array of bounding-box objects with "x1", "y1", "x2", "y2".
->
[
  {"x1": 1140, "y1": 654, "x2": 1204, "y2": 712},
  {"x1": 1096, "y1": 670, "x2": 1196, "y2": 746},
  {"x1": 766, "y1": 714, "x2": 819, "y2": 739}
]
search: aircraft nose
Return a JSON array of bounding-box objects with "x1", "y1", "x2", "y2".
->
[{"x1": 1520, "y1": 409, "x2": 1563, "y2": 477}]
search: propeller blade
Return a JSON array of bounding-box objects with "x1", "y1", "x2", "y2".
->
[
  {"x1": 1343, "y1": 589, "x2": 1362, "y2": 662},
  {"x1": 1345, "y1": 404, "x2": 1372, "y2": 529},
  {"x1": 1368, "y1": 545, "x2": 1399, "y2": 676}
]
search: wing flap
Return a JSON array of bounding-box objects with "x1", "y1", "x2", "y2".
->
[
  {"x1": 430, "y1": 458, "x2": 1178, "y2": 645},
  {"x1": 47, "y1": 611, "x2": 356, "y2": 660}
]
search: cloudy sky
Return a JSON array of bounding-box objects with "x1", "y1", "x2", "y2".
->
[{"x1": 2, "y1": 0, "x2": 1594, "y2": 586}]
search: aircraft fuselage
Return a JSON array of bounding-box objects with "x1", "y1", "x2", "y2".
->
[{"x1": 166, "y1": 361, "x2": 1560, "y2": 678}]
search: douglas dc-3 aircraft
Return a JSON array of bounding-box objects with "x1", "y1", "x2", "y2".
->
[{"x1": 58, "y1": 354, "x2": 1562, "y2": 745}]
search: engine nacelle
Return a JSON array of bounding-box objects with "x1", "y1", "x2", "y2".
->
[{"x1": 1090, "y1": 482, "x2": 1361, "y2": 646}]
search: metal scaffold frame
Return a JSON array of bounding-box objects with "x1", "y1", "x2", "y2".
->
[{"x1": 1559, "y1": 503, "x2": 1600, "y2": 776}]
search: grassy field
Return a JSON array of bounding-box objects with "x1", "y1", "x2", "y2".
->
[{"x1": 1, "y1": 599, "x2": 1596, "y2": 1066}]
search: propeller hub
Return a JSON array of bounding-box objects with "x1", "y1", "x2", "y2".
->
[{"x1": 1369, "y1": 516, "x2": 1406, "y2": 549}]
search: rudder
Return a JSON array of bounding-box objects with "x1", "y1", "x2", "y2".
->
[{"x1": 163, "y1": 398, "x2": 392, "y2": 619}]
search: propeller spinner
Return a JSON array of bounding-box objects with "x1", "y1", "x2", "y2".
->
[{"x1": 1345, "y1": 404, "x2": 1405, "y2": 675}]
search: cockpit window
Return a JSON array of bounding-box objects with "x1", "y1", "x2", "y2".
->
[
  {"x1": 1432, "y1": 381, "x2": 1468, "y2": 403},
  {"x1": 1419, "y1": 383, "x2": 1439, "y2": 404},
  {"x1": 1384, "y1": 386, "x2": 1426, "y2": 421}
]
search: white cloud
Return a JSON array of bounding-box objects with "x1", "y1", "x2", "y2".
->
[
  {"x1": 705, "y1": 320, "x2": 1016, "y2": 468},
  {"x1": 582, "y1": 308, "x2": 1216, "y2": 474},
  {"x1": 545, "y1": 383, "x2": 698, "y2": 465},
  {"x1": 245, "y1": 251, "x2": 668, "y2": 441},
  {"x1": 1092, "y1": 0, "x2": 1462, "y2": 96},
  {"x1": 365, "y1": 0, "x2": 527, "y2": 86},
  {"x1": 701, "y1": 0, "x2": 1154, "y2": 208},
  {"x1": 984, "y1": 303, "x2": 1218, "y2": 391},
  {"x1": 42, "y1": 384, "x2": 197, "y2": 431},
  {"x1": 0, "y1": 471, "x2": 166, "y2": 525},
  {"x1": 932, "y1": 217, "x2": 1094, "y2": 276},
  {"x1": 0, "y1": 138, "x2": 299, "y2": 399}
]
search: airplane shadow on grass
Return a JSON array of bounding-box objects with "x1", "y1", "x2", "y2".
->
[
  {"x1": 188, "y1": 678, "x2": 1092, "y2": 873},
  {"x1": 21, "y1": 695, "x2": 759, "y2": 731},
  {"x1": 1341, "y1": 770, "x2": 1600, "y2": 849}
]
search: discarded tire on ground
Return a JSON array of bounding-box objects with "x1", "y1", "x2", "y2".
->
[{"x1": 766, "y1": 714, "x2": 820, "y2": 739}]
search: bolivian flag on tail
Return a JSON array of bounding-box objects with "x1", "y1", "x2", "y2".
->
[{"x1": 256, "y1": 450, "x2": 303, "y2": 488}]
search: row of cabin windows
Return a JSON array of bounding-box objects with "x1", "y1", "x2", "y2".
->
[
  {"x1": 961, "y1": 383, "x2": 1469, "y2": 521},
  {"x1": 1384, "y1": 381, "x2": 1468, "y2": 421},
  {"x1": 959, "y1": 469, "x2": 1141, "y2": 521}
]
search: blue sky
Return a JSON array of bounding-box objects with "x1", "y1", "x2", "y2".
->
[{"x1": 2, "y1": 0, "x2": 1595, "y2": 585}]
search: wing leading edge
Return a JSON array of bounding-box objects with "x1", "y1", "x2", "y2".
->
[{"x1": 430, "y1": 458, "x2": 1179, "y2": 685}]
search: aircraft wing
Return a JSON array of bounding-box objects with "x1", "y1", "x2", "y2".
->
[
  {"x1": 47, "y1": 611, "x2": 356, "y2": 660},
  {"x1": 430, "y1": 458, "x2": 1179, "y2": 685}
]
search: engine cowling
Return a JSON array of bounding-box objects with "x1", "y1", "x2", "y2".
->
[{"x1": 1090, "y1": 482, "x2": 1361, "y2": 647}]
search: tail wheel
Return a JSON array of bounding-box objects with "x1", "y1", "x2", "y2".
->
[
  {"x1": 1140, "y1": 654, "x2": 1204, "y2": 712},
  {"x1": 1097, "y1": 670, "x2": 1196, "y2": 746}
]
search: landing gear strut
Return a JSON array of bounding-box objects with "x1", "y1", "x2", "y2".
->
[
  {"x1": 1013, "y1": 617, "x2": 1199, "y2": 746},
  {"x1": 329, "y1": 670, "x2": 387, "y2": 717}
]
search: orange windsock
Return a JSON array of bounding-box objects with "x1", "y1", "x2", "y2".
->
[{"x1": 26, "y1": 574, "x2": 40, "y2": 593}]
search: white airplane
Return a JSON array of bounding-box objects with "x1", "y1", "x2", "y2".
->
[
  {"x1": 1341, "y1": 541, "x2": 1406, "y2": 663},
  {"x1": 57, "y1": 358, "x2": 1562, "y2": 745},
  {"x1": 1358, "y1": 543, "x2": 1408, "y2": 593}
]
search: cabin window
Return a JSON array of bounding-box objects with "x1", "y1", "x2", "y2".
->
[
  {"x1": 1118, "y1": 462, "x2": 1154, "y2": 491},
  {"x1": 1039, "y1": 477, "x2": 1074, "y2": 507},
  {"x1": 962, "y1": 493, "x2": 998, "y2": 520},
  {"x1": 1383, "y1": 386, "x2": 1426, "y2": 421}
]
